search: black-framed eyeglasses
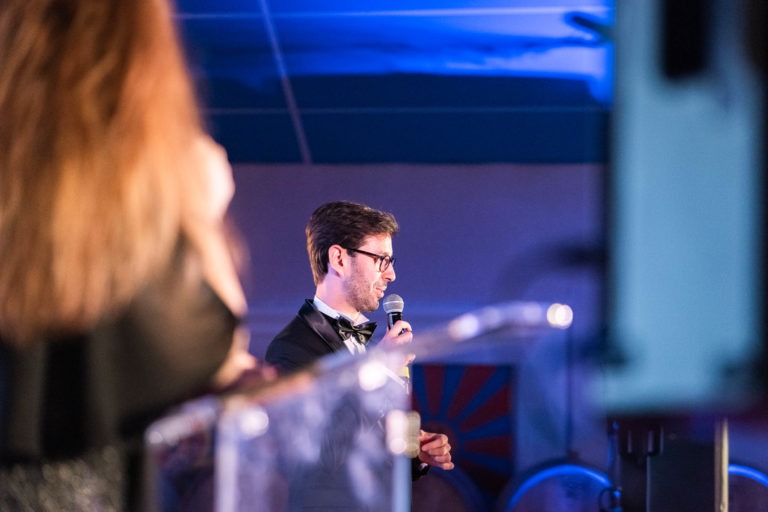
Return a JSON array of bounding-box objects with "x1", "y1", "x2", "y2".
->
[{"x1": 345, "y1": 247, "x2": 396, "y2": 272}]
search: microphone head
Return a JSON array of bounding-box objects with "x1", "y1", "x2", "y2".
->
[{"x1": 382, "y1": 293, "x2": 404, "y2": 314}]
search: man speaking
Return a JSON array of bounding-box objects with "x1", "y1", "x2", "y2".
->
[{"x1": 265, "y1": 201, "x2": 453, "y2": 505}]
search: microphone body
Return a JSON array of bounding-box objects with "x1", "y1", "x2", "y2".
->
[
  {"x1": 383, "y1": 294, "x2": 404, "y2": 331},
  {"x1": 382, "y1": 294, "x2": 410, "y2": 386},
  {"x1": 387, "y1": 310, "x2": 402, "y2": 330}
]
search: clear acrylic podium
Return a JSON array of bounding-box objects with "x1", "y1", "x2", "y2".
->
[{"x1": 144, "y1": 301, "x2": 572, "y2": 511}]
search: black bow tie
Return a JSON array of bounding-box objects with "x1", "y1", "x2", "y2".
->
[{"x1": 335, "y1": 317, "x2": 377, "y2": 345}]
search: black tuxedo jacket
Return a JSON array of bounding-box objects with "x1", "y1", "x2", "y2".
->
[
  {"x1": 264, "y1": 299, "x2": 349, "y2": 373},
  {"x1": 265, "y1": 299, "x2": 429, "y2": 484}
]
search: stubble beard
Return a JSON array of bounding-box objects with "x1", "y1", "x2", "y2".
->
[{"x1": 346, "y1": 262, "x2": 381, "y2": 313}]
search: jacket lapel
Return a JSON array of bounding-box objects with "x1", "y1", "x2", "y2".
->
[{"x1": 298, "y1": 300, "x2": 347, "y2": 353}]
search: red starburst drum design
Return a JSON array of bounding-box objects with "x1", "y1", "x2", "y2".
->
[{"x1": 411, "y1": 363, "x2": 516, "y2": 509}]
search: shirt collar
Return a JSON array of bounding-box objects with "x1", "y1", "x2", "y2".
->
[{"x1": 313, "y1": 296, "x2": 369, "y2": 325}]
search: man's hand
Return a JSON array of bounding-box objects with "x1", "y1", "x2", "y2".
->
[
  {"x1": 379, "y1": 319, "x2": 415, "y2": 366},
  {"x1": 379, "y1": 319, "x2": 413, "y2": 347},
  {"x1": 418, "y1": 430, "x2": 454, "y2": 470}
]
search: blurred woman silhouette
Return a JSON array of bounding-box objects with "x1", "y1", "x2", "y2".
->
[{"x1": 0, "y1": 0, "x2": 260, "y2": 509}]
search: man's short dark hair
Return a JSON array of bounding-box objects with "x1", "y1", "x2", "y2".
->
[{"x1": 306, "y1": 201, "x2": 399, "y2": 285}]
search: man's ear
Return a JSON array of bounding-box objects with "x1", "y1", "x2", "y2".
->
[{"x1": 327, "y1": 245, "x2": 347, "y2": 276}]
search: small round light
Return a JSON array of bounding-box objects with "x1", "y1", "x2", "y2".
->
[
  {"x1": 359, "y1": 361, "x2": 388, "y2": 391},
  {"x1": 547, "y1": 303, "x2": 574, "y2": 328},
  {"x1": 239, "y1": 407, "x2": 269, "y2": 438}
]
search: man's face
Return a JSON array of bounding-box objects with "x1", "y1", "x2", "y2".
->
[{"x1": 343, "y1": 234, "x2": 396, "y2": 313}]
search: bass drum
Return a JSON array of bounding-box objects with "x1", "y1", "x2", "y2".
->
[
  {"x1": 411, "y1": 466, "x2": 487, "y2": 512},
  {"x1": 496, "y1": 461, "x2": 614, "y2": 512},
  {"x1": 496, "y1": 461, "x2": 768, "y2": 511},
  {"x1": 729, "y1": 463, "x2": 768, "y2": 512}
]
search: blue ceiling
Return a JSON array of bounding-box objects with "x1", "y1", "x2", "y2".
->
[{"x1": 175, "y1": 0, "x2": 613, "y2": 164}]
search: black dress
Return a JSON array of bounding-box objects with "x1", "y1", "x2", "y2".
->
[{"x1": 0, "y1": 245, "x2": 237, "y2": 511}]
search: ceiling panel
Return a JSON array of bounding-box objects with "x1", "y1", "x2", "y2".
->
[
  {"x1": 300, "y1": 109, "x2": 604, "y2": 163},
  {"x1": 175, "y1": 0, "x2": 613, "y2": 164}
]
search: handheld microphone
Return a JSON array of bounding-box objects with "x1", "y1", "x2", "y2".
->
[
  {"x1": 382, "y1": 293, "x2": 404, "y2": 331},
  {"x1": 382, "y1": 294, "x2": 410, "y2": 386}
]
